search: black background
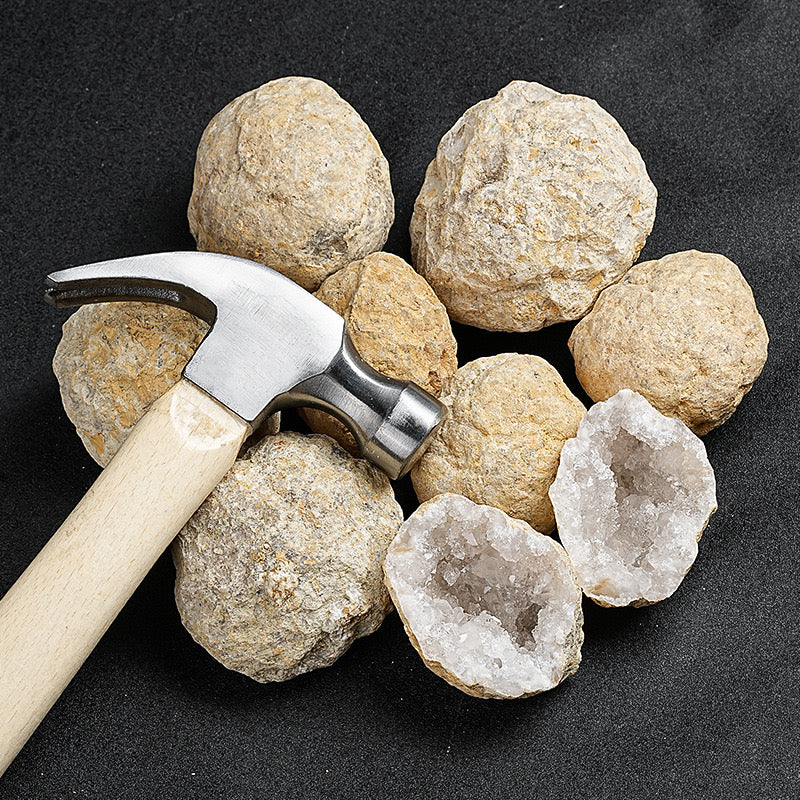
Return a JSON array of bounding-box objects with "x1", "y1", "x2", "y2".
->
[{"x1": 1, "y1": 1, "x2": 798, "y2": 798}]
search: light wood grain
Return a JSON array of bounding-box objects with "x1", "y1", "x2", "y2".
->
[{"x1": 0, "y1": 379, "x2": 249, "y2": 775}]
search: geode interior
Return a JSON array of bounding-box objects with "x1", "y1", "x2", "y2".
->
[
  {"x1": 384, "y1": 493, "x2": 583, "y2": 699},
  {"x1": 550, "y1": 389, "x2": 717, "y2": 607}
]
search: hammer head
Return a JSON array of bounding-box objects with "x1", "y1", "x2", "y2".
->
[{"x1": 46, "y1": 252, "x2": 445, "y2": 479}]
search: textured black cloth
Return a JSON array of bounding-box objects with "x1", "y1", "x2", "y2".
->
[{"x1": 1, "y1": 1, "x2": 798, "y2": 797}]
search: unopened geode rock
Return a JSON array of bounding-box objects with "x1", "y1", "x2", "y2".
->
[
  {"x1": 54, "y1": 302, "x2": 208, "y2": 465},
  {"x1": 411, "y1": 354, "x2": 585, "y2": 533},
  {"x1": 549, "y1": 390, "x2": 717, "y2": 608},
  {"x1": 302, "y1": 251, "x2": 458, "y2": 453},
  {"x1": 569, "y1": 250, "x2": 769, "y2": 434},
  {"x1": 173, "y1": 432, "x2": 403, "y2": 682},
  {"x1": 384, "y1": 494, "x2": 584, "y2": 699},
  {"x1": 188, "y1": 76, "x2": 394, "y2": 291},
  {"x1": 410, "y1": 80, "x2": 657, "y2": 331}
]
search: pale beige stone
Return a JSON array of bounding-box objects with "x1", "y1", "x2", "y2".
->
[
  {"x1": 301, "y1": 251, "x2": 458, "y2": 453},
  {"x1": 550, "y1": 390, "x2": 717, "y2": 607},
  {"x1": 53, "y1": 301, "x2": 278, "y2": 466},
  {"x1": 188, "y1": 76, "x2": 394, "y2": 291},
  {"x1": 53, "y1": 302, "x2": 208, "y2": 466},
  {"x1": 173, "y1": 432, "x2": 403, "y2": 682},
  {"x1": 384, "y1": 494, "x2": 583, "y2": 699},
  {"x1": 410, "y1": 80, "x2": 657, "y2": 332},
  {"x1": 569, "y1": 250, "x2": 769, "y2": 435},
  {"x1": 411, "y1": 354, "x2": 585, "y2": 533}
]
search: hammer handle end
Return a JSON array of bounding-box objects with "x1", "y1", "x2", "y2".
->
[{"x1": 0, "y1": 380, "x2": 249, "y2": 775}]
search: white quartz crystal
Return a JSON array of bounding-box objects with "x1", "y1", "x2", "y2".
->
[
  {"x1": 549, "y1": 389, "x2": 717, "y2": 607},
  {"x1": 384, "y1": 494, "x2": 583, "y2": 699}
]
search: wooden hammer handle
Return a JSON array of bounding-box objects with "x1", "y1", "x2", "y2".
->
[{"x1": 0, "y1": 379, "x2": 249, "y2": 774}]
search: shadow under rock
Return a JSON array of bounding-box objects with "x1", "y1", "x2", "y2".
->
[
  {"x1": 356, "y1": 611, "x2": 587, "y2": 753},
  {"x1": 580, "y1": 596, "x2": 651, "y2": 646}
]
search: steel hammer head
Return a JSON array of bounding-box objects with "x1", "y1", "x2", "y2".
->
[{"x1": 46, "y1": 252, "x2": 446, "y2": 479}]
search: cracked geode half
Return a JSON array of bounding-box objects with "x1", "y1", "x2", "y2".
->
[
  {"x1": 549, "y1": 390, "x2": 717, "y2": 608},
  {"x1": 384, "y1": 494, "x2": 584, "y2": 699}
]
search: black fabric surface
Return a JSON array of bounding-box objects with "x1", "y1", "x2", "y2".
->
[{"x1": 1, "y1": 1, "x2": 798, "y2": 797}]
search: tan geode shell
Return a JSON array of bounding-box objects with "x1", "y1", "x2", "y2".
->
[
  {"x1": 173, "y1": 432, "x2": 403, "y2": 682},
  {"x1": 188, "y1": 76, "x2": 394, "y2": 291},
  {"x1": 53, "y1": 302, "x2": 278, "y2": 466},
  {"x1": 410, "y1": 80, "x2": 657, "y2": 332},
  {"x1": 53, "y1": 302, "x2": 207, "y2": 466},
  {"x1": 569, "y1": 250, "x2": 769, "y2": 434},
  {"x1": 301, "y1": 251, "x2": 458, "y2": 453},
  {"x1": 411, "y1": 354, "x2": 586, "y2": 533}
]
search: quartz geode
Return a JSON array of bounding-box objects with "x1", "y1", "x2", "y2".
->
[
  {"x1": 569, "y1": 250, "x2": 769, "y2": 434},
  {"x1": 384, "y1": 494, "x2": 584, "y2": 699},
  {"x1": 549, "y1": 390, "x2": 717, "y2": 607},
  {"x1": 53, "y1": 301, "x2": 277, "y2": 466},
  {"x1": 411, "y1": 353, "x2": 585, "y2": 534},
  {"x1": 53, "y1": 302, "x2": 208, "y2": 466},
  {"x1": 301, "y1": 251, "x2": 457, "y2": 453}
]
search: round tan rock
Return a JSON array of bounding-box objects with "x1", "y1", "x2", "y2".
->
[
  {"x1": 410, "y1": 80, "x2": 657, "y2": 332},
  {"x1": 411, "y1": 354, "x2": 586, "y2": 533},
  {"x1": 53, "y1": 302, "x2": 208, "y2": 466},
  {"x1": 172, "y1": 432, "x2": 403, "y2": 682},
  {"x1": 188, "y1": 76, "x2": 394, "y2": 291},
  {"x1": 569, "y1": 250, "x2": 769, "y2": 435},
  {"x1": 301, "y1": 251, "x2": 458, "y2": 453},
  {"x1": 53, "y1": 302, "x2": 279, "y2": 466},
  {"x1": 384, "y1": 494, "x2": 584, "y2": 699}
]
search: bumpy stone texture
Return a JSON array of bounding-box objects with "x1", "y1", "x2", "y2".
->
[
  {"x1": 54, "y1": 302, "x2": 208, "y2": 466},
  {"x1": 410, "y1": 80, "x2": 657, "y2": 332},
  {"x1": 302, "y1": 251, "x2": 458, "y2": 453},
  {"x1": 550, "y1": 390, "x2": 717, "y2": 608},
  {"x1": 411, "y1": 354, "x2": 585, "y2": 533},
  {"x1": 188, "y1": 76, "x2": 394, "y2": 291},
  {"x1": 173, "y1": 432, "x2": 403, "y2": 682},
  {"x1": 569, "y1": 250, "x2": 769, "y2": 435},
  {"x1": 384, "y1": 493, "x2": 583, "y2": 699}
]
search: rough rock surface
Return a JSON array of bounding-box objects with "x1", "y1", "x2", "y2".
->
[
  {"x1": 384, "y1": 493, "x2": 583, "y2": 699},
  {"x1": 173, "y1": 432, "x2": 403, "y2": 682},
  {"x1": 569, "y1": 250, "x2": 769, "y2": 435},
  {"x1": 550, "y1": 390, "x2": 717, "y2": 607},
  {"x1": 410, "y1": 80, "x2": 657, "y2": 332},
  {"x1": 302, "y1": 251, "x2": 458, "y2": 453},
  {"x1": 188, "y1": 76, "x2": 394, "y2": 291},
  {"x1": 53, "y1": 302, "x2": 279, "y2": 465},
  {"x1": 54, "y1": 302, "x2": 208, "y2": 465},
  {"x1": 411, "y1": 354, "x2": 585, "y2": 533}
]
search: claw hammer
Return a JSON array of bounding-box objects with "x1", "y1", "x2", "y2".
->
[{"x1": 0, "y1": 251, "x2": 445, "y2": 774}]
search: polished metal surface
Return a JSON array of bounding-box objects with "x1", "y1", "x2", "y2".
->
[
  {"x1": 46, "y1": 251, "x2": 446, "y2": 478},
  {"x1": 289, "y1": 336, "x2": 446, "y2": 479}
]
